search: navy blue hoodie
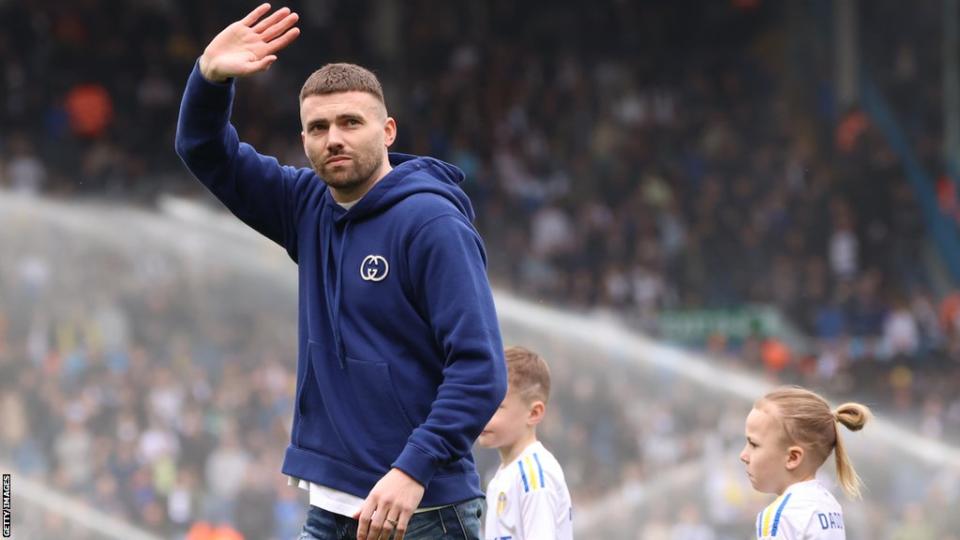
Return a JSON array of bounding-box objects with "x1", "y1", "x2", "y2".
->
[{"x1": 175, "y1": 63, "x2": 507, "y2": 506}]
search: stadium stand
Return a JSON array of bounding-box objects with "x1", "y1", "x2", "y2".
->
[{"x1": 2, "y1": 0, "x2": 960, "y2": 538}]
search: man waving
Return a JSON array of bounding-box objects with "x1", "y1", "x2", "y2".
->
[{"x1": 175, "y1": 5, "x2": 507, "y2": 539}]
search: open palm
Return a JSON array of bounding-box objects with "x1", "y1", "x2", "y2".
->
[{"x1": 199, "y1": 3, "x2": 300, "y2": 82}]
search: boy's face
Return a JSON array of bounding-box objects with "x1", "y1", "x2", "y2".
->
[
  {"x1": 739, "y1": 407, "x2": 792, "y2": 495},
  {"x1": 477, "y1": 389, "x2": 532, "y2": 449}
]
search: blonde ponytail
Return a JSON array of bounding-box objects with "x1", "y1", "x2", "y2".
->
[
  {"x1": 757, "y1": 387, "x2": 871, "y2": 499},
  {"x1": 832, "y1": 402, "x2": 872, "y2": 499}
]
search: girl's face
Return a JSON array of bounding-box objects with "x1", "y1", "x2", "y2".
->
[{"x1": 740, "y1": 406, "x2": 793, "y2": 495}]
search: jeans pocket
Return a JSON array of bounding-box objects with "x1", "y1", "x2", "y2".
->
[
  {"x1": 404, "y1": 510, "x2": 444, "y2": 537},
  {"x1": 454, "y1": 498, "x2": 484, "y2": 540},
  {"x1": 299, "y1": 506, "x2": 338, "y2": 539}
]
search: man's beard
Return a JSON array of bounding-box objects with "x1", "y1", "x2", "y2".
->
[{"x1": 310, "y1": 148, "x2": 382, "y2": 193}]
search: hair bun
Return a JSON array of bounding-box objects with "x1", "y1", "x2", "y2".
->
[{"x1": 834, "y1": 402, "x2": 871, "y2": 432}]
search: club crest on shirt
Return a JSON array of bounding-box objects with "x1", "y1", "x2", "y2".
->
[
  {"x1": 360, "y1": 255, "x2": 389, "y2": 281},
  {"x1": 497, "y1": 491, "x2": 508, "y2": 516}
]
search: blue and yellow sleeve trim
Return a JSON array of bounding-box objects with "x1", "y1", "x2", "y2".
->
[
  {"x1": 517, "y1": 453, "x2": 546, "y2": 493},
  {"x1": 757, "y1": 493, "x2": 792, "y2": 538}
]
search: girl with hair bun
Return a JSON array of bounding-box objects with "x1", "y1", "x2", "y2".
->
[{"x1": 740, "y1": 385, "x2": 871, "y2": 539}]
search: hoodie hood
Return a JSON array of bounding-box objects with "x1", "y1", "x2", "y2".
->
[{"x1": 324, "y1": 153, "x2": 474, "y2": 223}]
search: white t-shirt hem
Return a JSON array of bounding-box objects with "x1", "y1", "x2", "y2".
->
[{"x1": 289, "y1": 476, "x2": 445, "y2": 516}]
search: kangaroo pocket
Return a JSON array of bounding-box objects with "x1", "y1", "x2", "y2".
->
[
  {"x1": 296, "y1": 355, "x2": 350, "y2": 457},
  {"x1": 307, "y1": 341, "x2": 416, "y2": 471}
]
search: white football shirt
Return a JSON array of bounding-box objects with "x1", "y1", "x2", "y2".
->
[
  {"x1": 484, "y1": 441, "x2": 573, "y2": 540},
  {"x1": 755, "y1": 479, "x2": 846, "y2": 539}
]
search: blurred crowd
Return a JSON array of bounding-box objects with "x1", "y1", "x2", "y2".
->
[
  {"x1": 0, "y1": 205, "x2": 305, "y2": 538},
  {"x1": 3, "y1": 0, "x2": 960, "y2": 538}
]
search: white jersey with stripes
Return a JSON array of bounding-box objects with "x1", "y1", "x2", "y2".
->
[
  {"x1": 484, "y1": 441, "x2": 573, "y2": 540},
  {"x1": 755, "y1": 479, "x2": 846, "y2": 539}
]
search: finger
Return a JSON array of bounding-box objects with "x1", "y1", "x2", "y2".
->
[
  {"x1": 264, "y1": 27, "x2": 300, "y2": 55},
  {"x1": 245, "y1": 55, "x2": 277, "y2": 74},
  {"x1": 240, "y1": 3, "x2": 272, "y2": 26},
  {"x1": 356, "y1": 503, "x2": 374, "y2": 540},
  {"x1": 394, "y1": 509, "x2": 414, "y2": 540},
  {"x1": 368, "y1": 506, "x2": 389, "y2": 540},
  {"x1": 251, "y1": 6, "x2": 290, "y2": 33},
  {"x1": 384, "y1": 510, "x2": 402, "y2": 540},
  {"x1": 261, "y1": 12, "x2": 300, "y2": 42}
]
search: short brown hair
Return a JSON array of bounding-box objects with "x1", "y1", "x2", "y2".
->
[
  {"x1": 299, "y1": 63, "x2": 386, "y2": 106},
  {"x1": 504, "y1": 346, "x2": 551, "y2": 405}
]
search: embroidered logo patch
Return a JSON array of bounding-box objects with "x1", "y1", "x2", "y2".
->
[{"x1": 360, "y1": 255, "x2": 389, "y2": 281}]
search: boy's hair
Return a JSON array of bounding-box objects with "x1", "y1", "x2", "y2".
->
[
  {"x1": 299, "y1": 63, "x2": 386, "y2": 106},
  {"x1": 504, "y1": 346, "x2": 551, "y2": 405},
  {"x1": 757, "y1": 386, "x2": 871, "y2": 499}
]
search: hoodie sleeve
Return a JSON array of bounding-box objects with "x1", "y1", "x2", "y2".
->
[
  {"x1": 392, "y1": 214, "x2": 507, "y2": 486},
  {"x1": 174, "y1": 60, "x2": 306, "y2": 258}
]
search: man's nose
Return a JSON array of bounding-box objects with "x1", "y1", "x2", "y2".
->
[{"x1": 326, "y1": 125, "x2": 344, "y2": 150}]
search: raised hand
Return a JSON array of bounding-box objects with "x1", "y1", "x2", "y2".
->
[{"x1": 198, "y1": 3, "x2": 300, "y2": 83}]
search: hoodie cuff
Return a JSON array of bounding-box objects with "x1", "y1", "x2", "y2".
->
[
  {"x1": 391, "y1": 444, "x2": 437, "y2": 488},
  {"x1": 188, "y1": 59, "x2": 235, "y2": 105},
  {"x1": 192, "y1": 57, "x2": 235, "y2": 86},
  {"x1": 182, "y1": 60, "x2": 237, "y2": 133}
]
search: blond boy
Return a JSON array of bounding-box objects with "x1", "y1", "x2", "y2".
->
[{"x1": 478, "y1": 346, "x2": 573, "y2": 540}]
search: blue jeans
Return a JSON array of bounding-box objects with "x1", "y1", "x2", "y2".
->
[{"x1": 297, "y1": 498, "x2": 484, "y2": 540}]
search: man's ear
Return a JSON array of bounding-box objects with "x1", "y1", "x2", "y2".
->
[
  {"x1": 785, "y1": 445, "x2": 805, "y2": 471},
  {"x1": 384, "y1": 117, "x2": 397, "y2": 147},
  {"x1": 528, "y1": 400, "x2": 546, "y2": 427}
]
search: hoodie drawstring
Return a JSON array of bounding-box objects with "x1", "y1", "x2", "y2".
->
[
  {"x1": 332, "y1": 221, "x2": 350, "y2": 367},
  {"x1": 321, "y1": 217, "x2": 349, "y2": 369}
]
